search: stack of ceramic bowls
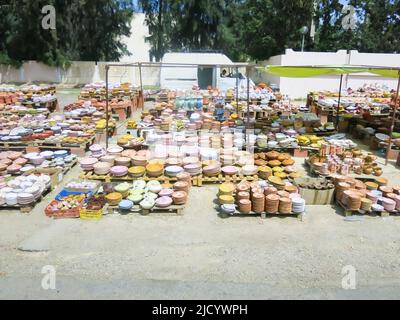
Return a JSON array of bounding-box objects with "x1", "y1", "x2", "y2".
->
[
  {"x1": 100, "y1": 155, "x2": 116, "y2": 166},
  {"x1": 221, "y1": 204, "x2": 236, "y2": 215},
  {"x1": 239, "y1": 199, "x2": 252, "y2": 214},
  {"x1": 110, "y1": 166, "x2": 128, "y2": 177},
  {"x1": 54, "y1": 150, "x2": 68, "y2": 159},
  {"x1": 159, "y1": 189, "x2": 174, "y2": 197},
  {"x1": 119, "y1": 199, "x2": 133, "y2": 211},
  {"x1": 265, "y1": 194, "x2": 280, "y2": 214},
  {"x1": 174, "y1": 181, "x2": 189, "y2": 194},
  {"x1": 107, "y1": 146, "x2": 123, "y2": 157},
  {"x1": 29, "y1": 155, "x2": 45, "y2": 166},
  {"x1": 115, "y1": 157, "x2": 131, "y2": 167},
  {"x1": 114, "y1": 183, "x2": 131, "y2": 198},
  {"x1": 90, "y1": 144, "x2": 106, "y2": 158},
  {"x1": 17, "y1": 192, "x2": 35, "y2": 205},
  {"x1": 379, "y1": 186, "x2": 393, "y2": 197},
  {"x1": 184, "y1": 163, "x2": 202, "y2": 175},
  {"x1": 172, "y1": 191, "x2": 188, "y2": 205},
  {"x1": 39, "y1": 150, "x2": 54, "y2": 160},
  {"x1": 176, "y1": 172, "x2": 192, "y2": 186},
  {"x1": 381, "y1": 197, "x2": 396, "y2": 212},
  {"x1": 80, "y1": 157, "x2": 98, "y2": 171},
  {"x1": 146, "y1": 163, "x2": 164, "y2": 177},
  {"x1": 128, "y1": 166, "x2": 145, "y2": 178},
  {"x1": 5, "y1": 193, "x2": 18, "y2": 206},
  {"x1": 121, "y1": 149, "x2": 137, "y2": 159},
  {"x1": 372, "y1": 203, "x2": 384, "y2": 212},
  {"x1": 0, "y1": 163, "x2": 7, "y2": 172},
  {"x1": 165, "y1": 165, "x2": 184, "y2": 177},
  {"x1": 155, "y1": 196, "x2": 173, "y2": 208},
  {"x1": 105, "y1": 192, "x2": 122, "y2": 206},
  {"x1": 242, "y1": 165, "x2": 258, "y2": 176},
  {"x1": 252, "y1": 192, "x2": 265, "y2": 213},
  {"x1": 93, "y1": 162, "x2": 111, "y2": 175},
  {"x1": 292, "y1": 197, "x2": 305, "y2": 213},
  {"x1": 203, "y1": 163, "x2": 221, "y2": 177},
  {"x1": 147, "y1": 181, "x2": 162, "y2": 194},
  {"x1": 132, "y1": 155, "x2": 148, "y2": 167},
  {"x1": 360, "y1": 198, "x2": 372, "y2": 211},
  {"x1": 346, "y1": 193, "x2": 362, "y2": 210}
]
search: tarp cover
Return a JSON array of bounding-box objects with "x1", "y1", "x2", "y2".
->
[{"x1": 261, "y1": 65, "x2": 400, "y2": 78}]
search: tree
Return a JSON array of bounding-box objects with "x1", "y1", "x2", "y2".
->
[
  {"x1": 356, "y1": 0, "x2": 400, "y2": 53},
  {"x1": 0, "y1": 0, "x2": 135, "y2": 66},
  {"x1": 236, "y1": 0, "x2": 315, "y2": 61},
  {"x1": 138, "y1": 0, "x2": 174, "y2": 61},
  {"x1": 139, "y1": 0, "x2": 238, "y2": 61}
]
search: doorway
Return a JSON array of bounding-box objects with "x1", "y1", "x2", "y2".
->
[{"x1": 197, "y1": 67, "x2": 214, "y2": 89}]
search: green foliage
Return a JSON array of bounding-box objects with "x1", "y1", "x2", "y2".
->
[
  {"x1": 140, "y1": 0, "x2": 400, "y2": 62},
  {"x1": 0, "y1": 0, "x2": 134, "y2": 66}
]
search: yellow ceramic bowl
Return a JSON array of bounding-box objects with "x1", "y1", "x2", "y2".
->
[
  {"x1": 128, "y1": 166, "x2": 145, "y2": 177},
  {"x1": 146, "y1": 163, "x2": 164, "y2": 177},
  {"x1": 105, "y1": 192, "x2": 122, "y2": 205},
  {"x1": 219, "y1": 195, "x2": 235, "y2": 205},
  {"x1": 218, "y1": 183, "x2": 235, "y2": 196},
  {"x1": 274, "y1": 172, "x2": 287, "y2": 179}
]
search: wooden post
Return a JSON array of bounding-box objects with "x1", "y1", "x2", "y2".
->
[{"x1": 385, "y1": 72, "x2": 400, "y2": 166}]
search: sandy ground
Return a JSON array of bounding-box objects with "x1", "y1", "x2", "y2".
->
[{"x1": 1, "y1": 92, "x2": 400, "y2": 299}]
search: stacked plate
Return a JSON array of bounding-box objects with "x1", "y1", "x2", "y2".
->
[
  {"x1": 159, "y1": 189, "x2": 174, "y2": 197},
  {"x1": 110, "y1": 166, "x2": 128, "y2": 177},
  {"x1": 90, "y1": 144, "x2": 106, "y2": 158},
  {"x1": 221, "y1": 166, "x2": 238, "y2": 176},
  {"x1": 221, "y1": 204, "x2": 236, "y2": 215},
  {"x1": 80, "y1": 157, "x2": 98, "y2": 171},
  {"x1": 5, "y1": 193, "x2": 18, "y2": 206},
  {"x1": 165, "y1": 165, "x2": 184, "y2": 177},
  {"x1": 107, "y1": 146, "x2": 124, "y2": 157},
  {"x1": 184, "y1": 163, "x2": 202, "y2": 176},
  {"x1": 54, "y1": 150, "x2": 68, "y2": 158},
  {"x1": 7, "y1": 164, "x2": 21, "y2": 174},
  {"x1": 265, "y1": 194, "x2": 280, "y2": 214},
  {"x1": 292, "y1": 198, "x2": 306, "y2": 213},
  {"x1": 100, "y1": 155, "x2": 116, "y2": 166},
  {"x1": 39, "y1": 150, "x2": 54, "y2": 160},
  {"x1": 115, "y1": 157, "x2": 131, "y2": 166},
  {"x1": 241, "y1": 165, "x2": 258, "y2": 176},
  {"x1": 156, "y1": 196, "x2": 173, "y2": 208},
  {"x1": 17, "y1": 193, "x2": 35, "y2": 205},
  {"x1": 119, "y1": 200, "x2": 133, "y2": 211},
  {"x1": 203, "y1": 163, "x2": 221, "y2": 177},
  {"x1": 93, "y1": 162, "x2": 111, "y2": 175},
  {"x1": 29, "y1": 155, "x2": 45, "y2": 165}
]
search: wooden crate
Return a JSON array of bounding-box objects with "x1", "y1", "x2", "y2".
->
[
  {"x1": 0, "y1": 184, "x2": 52, "y2": 214},
  {"x1": 193, "y1": 174, "x2": 259, "y2": 187},
  {"x1": 80, "y1": 171, "x2": 178, "y2": 185},
  {"x1": 336, "y1": 200, "x2": 396, "y2": 217},
  {"x1": 106, "y1": 204, "x2": 185, "y2": 216}
]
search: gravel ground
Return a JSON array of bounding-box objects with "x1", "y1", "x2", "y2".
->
[{"x1": 1, "y1": 91, "x2": 400, "y2": 299}]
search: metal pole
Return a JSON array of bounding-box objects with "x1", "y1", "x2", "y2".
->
[
  {"x1": 105, "y1": 65, "x2": 109, "y2": 149},
  {"x1": 336, "y1": 74, "x2": 343, "y2": 130},
  {"x1": 235, "y1": 67, "x2": 239, "y2": 114},
  {"x1": 138, "y1": 62, "x2": 143, "y2": 92},
  {"x1": 301, "y1": 34, "x2": 305, "y2": 52},
  {"x1": 246, "y1": 66, "x2": 250, "y2": 128},
  {"x1": 385, "y1": 72, "x2": 400, "y2": 166}
]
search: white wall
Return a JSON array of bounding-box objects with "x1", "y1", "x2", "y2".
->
[
  {"x1": 0, "y1": 60, "x2": 160, "y2": 87},
  {"x1": 260, "y1": 49, "x2": 400, "y2": 98}
]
